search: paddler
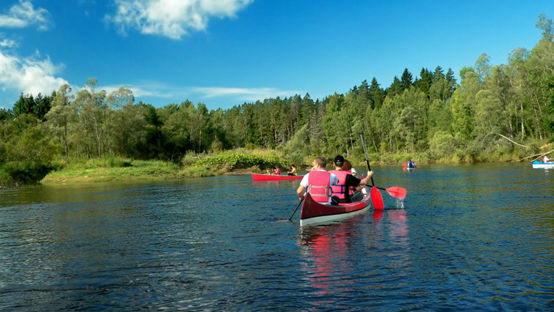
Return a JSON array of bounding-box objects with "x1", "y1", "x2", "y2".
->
[
  {"x1": 329, "y1": 155, "x2": 372, "y2": 203},
  {"x1": 287, "y1": 164, "x2": 297, "y2": 176},
  {"x1": 297, "y1": 157, "x2": 338, "y2": 204}
]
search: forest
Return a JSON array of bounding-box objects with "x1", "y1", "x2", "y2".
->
[{"x1": 0, "y1": 15, "x2": 552, "y2": 186}]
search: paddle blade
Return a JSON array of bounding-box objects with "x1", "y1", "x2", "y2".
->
[
  {"x1": 386, "y1": 186, "x2": 407, "y2": 199},
  {"x1": 371, "y1": 187, "x2": 384, "y2": 210}
]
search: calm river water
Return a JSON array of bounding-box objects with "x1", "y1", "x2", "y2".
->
[{"x1": 0, "y1": 164, "x2": 553, "y2": 311}]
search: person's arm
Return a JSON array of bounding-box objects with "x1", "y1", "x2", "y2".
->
[
  {"x1": 297, "y1": 174, "x2": 309, "y2": 200},
  {"x1": 330, "y1": 173, "x2": 339, "y2": 186},
  {"x1": 297, "y1": 185, "x2": 306, "y2": 200},
  {"x1": 345, "y1": 170, "x2": 373, "y2": 192},
  {"x1": 360, "y1": 170, "x2": 373, "y2": 186}
]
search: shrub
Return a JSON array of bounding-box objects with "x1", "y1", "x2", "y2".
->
[
  {"x1": 3, "y1": 161, "x2": 55, "y2": 184},
  {"x1": 0, "y1": 168, "x2": 14, "y2": 187},
  {"x1": 195, "y1": 152, "x2": 288, "y2": 170},
  {"x1": 428, "y1": 131, "x2": 457, "y2": 160}
]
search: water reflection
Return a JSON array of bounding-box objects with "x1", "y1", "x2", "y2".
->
[
  {"x1": 298, "y1": 209, "x2": 411, "y2": 308},
  {"x1": 299, "y1": 219, "x2": 357, "y2": 296}
]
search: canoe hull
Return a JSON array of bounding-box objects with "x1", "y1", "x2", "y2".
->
[
  {"x1": 252, "y1": 174, "x2": 302, "y2": 181},
  {"x1": 532, "y1": 160, "x2": 554, "y2": 169},
  {"x1": 300, "y1": 190, "x2": 371, "y2": 226}
]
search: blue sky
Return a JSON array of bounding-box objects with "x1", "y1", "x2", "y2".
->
[{"x1": 0, "y1": 0, "x2": 552, "y2": 110}]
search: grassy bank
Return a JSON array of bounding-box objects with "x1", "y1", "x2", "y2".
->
[
  {"x1": 39, "y1": 150, "x2": 291, "y2": 184},
  {"x1": 21, "y1": 142, "x2": 554, "y2": 186},
  {"x1": 41, "y1": 158, "x2": 182, "y2": 184}
]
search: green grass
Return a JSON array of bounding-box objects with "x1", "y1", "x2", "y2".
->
[
  {"x1": 38, "y1": 142, "x2": 547, "y2": 186},
  {"x1": 40, "y1": 150, "x2": 290, "y2": 184},
  {"x1": 42, "y1": 157, "x2": 182, "y2": 184}
]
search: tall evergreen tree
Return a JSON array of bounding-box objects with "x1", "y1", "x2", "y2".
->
[
  {"x1": 387, "y1": 76, "x2": 403, "y2": 97},
  {"x1": 415, "y1": 68, "x2": 433, "y2": 96},
  {"x1": 400, "y1": 68, "x2": 413, "y2": 90},
  {"x1": 368, "y1": 77, "x2": 384, "y2": 109}
]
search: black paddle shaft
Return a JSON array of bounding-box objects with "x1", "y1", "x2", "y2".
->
[
  {"x1": 288, "y1": 198, "x2": 303, "y2": 220},
  {"x1": 360, "y1": 133, "x2": 376, "y2": 187}
]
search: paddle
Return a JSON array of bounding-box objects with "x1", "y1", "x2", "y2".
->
[
  {"x1": 288, "y1": 198, "x2": 304, "y2": 220},
  {"x1": 375, "y1": 185, "x2": 407, "y2": 199},
  {"x1": 359, "y1": 133, "x2": 384, "y2": 210}
]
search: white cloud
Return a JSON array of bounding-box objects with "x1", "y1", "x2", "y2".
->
[
  {"x1": 0, "y1": 0, "x2": 52, "y2": 31},
  {"x1": 192, "y1": 86, "x2": 301, "y2": 101},
  {"x1": 0, "y1": 38, "x2": 17, "y2": 48},
  {"x1": 94, "y1": 82, "x2": 301, "y2": 105},
  {"x1": 0, "y1": 50, "x2": 68, "y2": 96},
  {"x1": 107, "y1": 0, "x2": 254, "y2": 39}
]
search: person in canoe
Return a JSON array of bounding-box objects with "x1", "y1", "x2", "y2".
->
[
  {"x1": 330, "y1": 155, "x2": 372, "y2": 204},
  {"x1": 297, "y1": 157, "x2": 339, "y2": 204},
  {"x1": 543, "y1": 155, "x2": 551, "y2": 163},
  {"x1": 342, "y1": 159, "x2": 370, "y2": 202},
  {"x1": 287, "y1": 164, "x2": 297, "y2": 176},
  {"x1": 274, "y1": 166, "x2": 281, "y2": 175},
  {"x1": 408, "y1": 160, "x2": 415, "y2": 168}
]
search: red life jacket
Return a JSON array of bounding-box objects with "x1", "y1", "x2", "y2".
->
[
  {"x1": 308, "y1": 171, "x2": 331, "y2": 203},
  {"x1": 329, "y1": 170, "x2": 352, "y2": 199}
]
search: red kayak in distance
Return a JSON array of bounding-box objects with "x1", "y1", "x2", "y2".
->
[{"x1": 252, "y1": 173, "x2": 303, "y2": 181}]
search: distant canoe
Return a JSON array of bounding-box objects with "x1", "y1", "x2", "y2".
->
[
  {"x1": 402, "y1": 163, "x2": 417, "y2": 171},
  {"x1": 252, "y1": 174, "x2": 303, "y2": 181},
  {"x1": 532, "y1": 160, "x2": 554, "y2": 169}
]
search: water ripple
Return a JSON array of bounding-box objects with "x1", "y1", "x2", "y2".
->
[{"x1": 0, "y1": 166, "x2": 553, "y2": 310}]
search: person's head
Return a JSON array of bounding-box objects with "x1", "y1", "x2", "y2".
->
[
  {"x1": 334, "y1": 155, "x2": 344, "y2": 168},
  {"x1": 291, "y1": 164, "x2": 296, "y2": 169},
  {"x1": 312, "y1": 157, "x2": 326, "y2": 170},
  {"x1": 342, "y1": 159, "x2": 352, "y2": 171}
]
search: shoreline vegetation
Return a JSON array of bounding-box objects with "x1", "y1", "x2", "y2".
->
[
  {"x1": 33, "y1": 144, "x2": 552, "y2": 186},
  {"x1": 0, "y1": 143, "x2": 552, "y2": 187},
  {"x1": 1, "y1": 15, "x2": 552, "y2": 188},
  {"x1": 40, "y1": 149, "x2": 291, "y2": 185}
]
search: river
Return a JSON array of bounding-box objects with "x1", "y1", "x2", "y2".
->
[{"x1": 0, "y1": 163, "x2": 552, "y2": 310}]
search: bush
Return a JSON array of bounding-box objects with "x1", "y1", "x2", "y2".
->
[
  {"x1": 0, "y1": 168, "x2": 14, "y2": 187},
  {"x1": 3, "y1": 161, "x2": 56, "y2": 184},
  {"x1": 428, "y1": 131, "x2": 457, "y2": 160},
  {"x1": 195, "y1": 152, "x2": 288, "y2": 170}
]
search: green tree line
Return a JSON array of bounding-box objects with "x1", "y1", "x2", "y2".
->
[{"x1": 1, "y1": 15, "x2": 552, "y2": 185}]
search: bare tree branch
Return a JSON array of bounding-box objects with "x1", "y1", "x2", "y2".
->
[
  {"x1": 484, "y1": 132, "x2": 530, "y2": 149},
  {"x1": 520, "y1": 149, "x2": 554, "y2": 161}
]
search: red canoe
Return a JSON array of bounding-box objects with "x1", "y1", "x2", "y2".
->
[
  {"x1": 300, "y1": 189, "x2": 371, "y2": 226},
  {"x1": 252, "y1": 173, "x2": 303, "y2": 181}
]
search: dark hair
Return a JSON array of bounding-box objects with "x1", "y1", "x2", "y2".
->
[{"x1": 334, "y1": 155, "x2": 344, "y2": 166}]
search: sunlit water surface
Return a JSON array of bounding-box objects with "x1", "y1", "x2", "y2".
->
[{"x1": 0, "y1": 164, "x2": 553, "y2": 310}]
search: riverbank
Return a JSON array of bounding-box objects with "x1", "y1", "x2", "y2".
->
[
  {"x1": 41, "y1": 159, "x2": 184, "y2": 184},
  {"x1": 4, "y1": 144, "x2": 549, "y2": 187},
  {"x1": 39, "y1": 150, "x2": 290, "y2": 185}
]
